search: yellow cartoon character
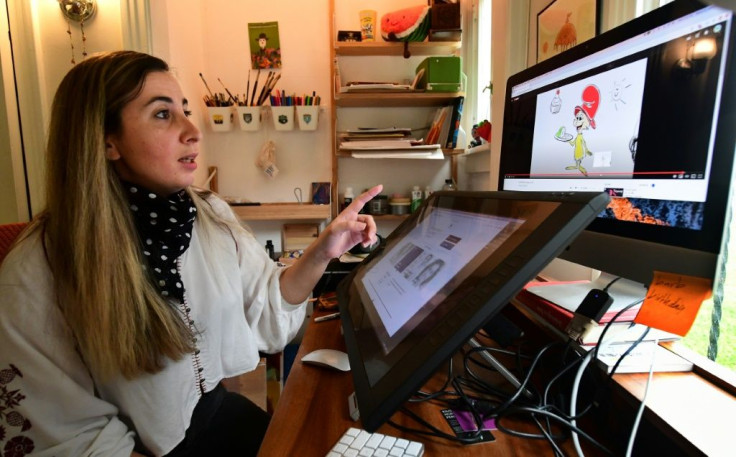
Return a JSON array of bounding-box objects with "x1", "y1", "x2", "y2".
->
[{"x1": 557, "y1": 84, "x2": 600, "y2": 176}]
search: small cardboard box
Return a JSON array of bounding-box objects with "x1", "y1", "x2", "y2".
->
[
  {"x1": 416, "y1": 56, "x2": 463, "y2": 92},
  {"x1": 282, "y1": 223, "x2": 319, "y2": 252}
]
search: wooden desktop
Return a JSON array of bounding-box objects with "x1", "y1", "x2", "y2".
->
[{"x1": 257, "y1": 310, "x2": 600, "y2": 456}]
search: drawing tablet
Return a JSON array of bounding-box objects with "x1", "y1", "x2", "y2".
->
[{"x1": 338, "y1": 190, "x2": 610, "y2": 432}]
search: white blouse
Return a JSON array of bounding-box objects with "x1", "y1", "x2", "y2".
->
[{"x1": 0, "y1": 197, "x2": 307, "y2": 456}]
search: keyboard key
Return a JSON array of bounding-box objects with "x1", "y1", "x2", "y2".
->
[{"x1": 327, "y1": 427, "x2": 424, "y2": 457}]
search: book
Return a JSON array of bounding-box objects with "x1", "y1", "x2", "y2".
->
[
  {"x1": 514, "y1": 282, "x2": 678, "y2": 346},
  {"x1": 425, "y1": 105, "x2": 452, "y2": 146},
  {"x1": 519, "y1": 281, "x2": 642, "y2": 325},
  {"x1": 445, "y1": 96, "x2": 464, "y2": 149}
]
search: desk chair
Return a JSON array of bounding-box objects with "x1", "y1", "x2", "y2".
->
[{"x1": 0, "y1": 222, "x2": 28, "y2": 265}]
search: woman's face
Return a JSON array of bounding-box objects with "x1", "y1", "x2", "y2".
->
[{"x1": 105, "y1": 71, "x2": 201, "y2": 196}]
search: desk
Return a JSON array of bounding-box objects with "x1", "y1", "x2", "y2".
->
[{"x1": 258, "y1": 312, "x2": 598, "y2": 456}]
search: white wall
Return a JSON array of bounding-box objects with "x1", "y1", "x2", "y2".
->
[{"x1": 1, "y1": 0, "x2": 131, "y2": 219}]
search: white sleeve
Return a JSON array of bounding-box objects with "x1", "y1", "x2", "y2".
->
[
  {"x1": 208, "y1": 196, "x2": 307, "y2": 353},
  {"x1": 0, "y1": 238, "x2": 136, "y2": 457}
]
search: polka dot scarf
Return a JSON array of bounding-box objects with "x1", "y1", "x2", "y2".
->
[{"x1": 124, "y1": 183, "x2": 197, "y2": 303}]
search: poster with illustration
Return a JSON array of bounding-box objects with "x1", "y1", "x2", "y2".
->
[
  {"x1": 537, "y1": 0, "x2": 597, "y2": 63},
  {"x1": 248, "y1": 21, "x2": 282, "y2": 69},
  {"x1": 529, "y1": 58, "x2": 648, "y2": 178}
]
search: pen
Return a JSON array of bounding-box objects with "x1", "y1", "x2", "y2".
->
[{"x1": 314, "y1": 312, "x2": 340, "y2": 323}]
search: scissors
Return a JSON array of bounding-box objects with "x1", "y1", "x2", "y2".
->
[{"x1": 294, "y1": 187, "x2": 303, "y2": 204}]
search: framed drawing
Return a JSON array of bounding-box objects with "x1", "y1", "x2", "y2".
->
[
  {"x1": 537, "y1": 0, "x2": 598, "y2": 63},
  {"x1": 248, "y1": 21, "x2": 282, "y2": 69}
]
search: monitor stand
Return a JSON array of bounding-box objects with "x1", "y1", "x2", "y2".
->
[{"x1": 467, "y1": 337, "x2": 533, "y2": 398}]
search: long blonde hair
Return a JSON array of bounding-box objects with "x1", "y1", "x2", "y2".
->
[{"x1": 30, "y1": 51, "x2": 232, "y2": 380}]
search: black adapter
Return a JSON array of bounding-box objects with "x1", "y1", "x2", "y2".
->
[
  {"x1": 565, "y1": 288, "x2": 614, "y2": 342},
  {"x1": 576, "y1": 288, "x2": 614, "y2": 321}
]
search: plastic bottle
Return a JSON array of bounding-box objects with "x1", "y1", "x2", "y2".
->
[
  {"x1": 265, "y1": 240, "x2": 275, "y2": 260},
  {"x1": 410, "y1": 186, "x2": 423, "y2": 212},
  {"x1": 442, "y1": 179, "x2": 457, "y2": 191},
  {"x1": 424, "y1": 185, "x2": 433, "y2": 200},
  {"x1": 343, "y1": 187, "x2": 354, "y2": 211}
]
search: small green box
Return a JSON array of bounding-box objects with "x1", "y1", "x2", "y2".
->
[{"x1": 416, "y1": 56, "x2": 462, "y2": 92}]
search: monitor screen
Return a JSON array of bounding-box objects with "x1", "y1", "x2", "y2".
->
[
  {"x1": 338, "y1": 190, "x2": 610, "y2": 432},
  {"x1": 498, "y1": 0, "x2": 736, "y2": 286}
]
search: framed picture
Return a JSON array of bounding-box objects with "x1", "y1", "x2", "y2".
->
[
  {"x1": 248, "y1": 21, "x2": 282, "y2": 69},
  {"x1": 311, "y1": 182, "x2": 331, "y2": 205},
  {"x1": 537, "y1": 0, "x2": 598, "y2": 63}
]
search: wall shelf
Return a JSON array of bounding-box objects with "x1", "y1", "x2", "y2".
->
[
  {"x1": 335, "y1": 41, "x2": 461, "y2": 57},
  {"x1": 334, "y1": 92, "x2": 464, "y2": 108},
  {"x1": 230, "y1": 203, "x2": 330, "y2": 221},
  {"x1": 335, "y1": 148, "x2": 464, "y2": 158}
]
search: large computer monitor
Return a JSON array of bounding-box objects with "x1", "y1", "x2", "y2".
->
[
  {"x1": 498, "y1": 0, "x2": 736, "y2": 288},
  {"x1": 338, "y1": 190, "x2": 609, "y2": 432}
]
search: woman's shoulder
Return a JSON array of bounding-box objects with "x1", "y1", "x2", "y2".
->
[
  {"x1": 0, "y1": 228, "x2": 47, "y2": 279},
  {"x1": 0, "y1": 229, "x2": 55, "y2": 313}
]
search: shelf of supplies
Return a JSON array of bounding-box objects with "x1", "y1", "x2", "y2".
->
[
  {"x1": 335, "y1": 148, "x2": 463, "y2": 158},
  {"x1": 334, "y1": 92, "x2": 464, "y2": 107},
  {"x1": 335, "y1": 41, "x2": 461, "y2": 57},
  {"x1": 230, "y1": 203, "x2": 330, "y2": 221},
  {"x1": 371, "y1": 213, "x2": 411, "y2": 220}
]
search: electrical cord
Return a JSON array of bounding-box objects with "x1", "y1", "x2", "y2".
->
[{"x1": 626, "y1": 339, "x2": 657, "y2": 457}]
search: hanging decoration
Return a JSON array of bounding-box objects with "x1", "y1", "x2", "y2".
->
[{"x1": 59, "y1": 1, "x2": 96, "y2": 65}]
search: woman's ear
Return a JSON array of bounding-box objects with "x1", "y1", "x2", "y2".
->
[{"x1": 105, "y1": 136, "x2": 120, "y2": 161}]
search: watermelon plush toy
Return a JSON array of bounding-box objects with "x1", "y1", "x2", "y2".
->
[{"x1": 381, "y1": 5, "x2": 431, "y2": 57}]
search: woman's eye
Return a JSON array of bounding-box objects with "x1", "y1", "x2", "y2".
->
[
  {"x1": 184, "y1": 110, "x2": 193, "y2": 117},
  {"x1": 155, "y1": 110, "x2": 170, "y2": 119}
]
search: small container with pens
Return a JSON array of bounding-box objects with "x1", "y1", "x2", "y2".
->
[
  {"x1": 200, "y1": 73, "x2": 235, "y2": 132},
  {"x1": 270, "y1": 106, "x2": 294, "y2": 131},
  {"x1": 236, "y1": 106, "x2": 261, "y2": 131},
  {"x1": 270, "y1": 90, "x2": 321, "y2": 132},
  {"x1": 296, "y1": 92, "x2": 321, "y2": 131},
  {"x1": 206, "y1": 106, "x2": 233, "y2": 132}
]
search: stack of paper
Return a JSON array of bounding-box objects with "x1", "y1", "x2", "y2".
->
[{"x1": 338, "y1": 127, "x2": 443, "y2": 159}]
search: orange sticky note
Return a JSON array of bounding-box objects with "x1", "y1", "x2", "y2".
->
[{"x1": 634, "y1": 271, "x2": 712, "y2": 336}]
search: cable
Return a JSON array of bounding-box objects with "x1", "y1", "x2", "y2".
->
[
  {"x1": 602, "y1": 276, "x2": 622, "y2": 292},
  {"x1": 626, "y1": 339, "x2": 658, "y2": 457}
]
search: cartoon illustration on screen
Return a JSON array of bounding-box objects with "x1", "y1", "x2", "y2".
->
[
  {"x1": 554, "y1": 84, "x2": 600, "y2": 176},
  {"x1": 610, "y1": 78, "x2": 631, "y2": 110},
  {"x1": 550, "y1": 89, "x2": 562, "y2": 114}
]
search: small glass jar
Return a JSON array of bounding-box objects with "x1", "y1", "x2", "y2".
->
[{"x1": 368, "y1": 195, "x2": 388, "y2": 215}]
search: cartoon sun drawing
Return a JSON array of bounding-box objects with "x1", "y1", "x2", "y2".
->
[
  {"x1": 555, "y1": 84, "x2": 600, "y2": 176},
  {"x1": 610, "y1": 78, "x2": 631, "y2": 110}
]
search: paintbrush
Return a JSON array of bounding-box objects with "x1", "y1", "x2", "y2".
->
[
  {"x1": 199, "y1": 73, "x2": 214, "y2": 99},
  {"x1": 245, "y1": 71, "x2": 251, "y2": 106},
  {"x1": 262, "y1": 72, "x2": 282, "y2": 104},
  {"x1": 217, "y1": 77, "x2": 237, "y2": 105},
  {"x1": 256, "y1": 71, "x2": 273, "y2": 106},
  {"x1": 250, "y1": 69, "x2": 261, "y2": 107}
]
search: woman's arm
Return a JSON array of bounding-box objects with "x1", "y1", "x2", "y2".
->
[{"x1": 279, "y1": 185, "x2": 382, "y2": 304}]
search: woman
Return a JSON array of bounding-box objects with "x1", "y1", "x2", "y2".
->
[{"x1": 0, "y1": 50, "x2": 381, "y2": 456}]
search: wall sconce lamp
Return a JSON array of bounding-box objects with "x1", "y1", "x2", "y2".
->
[
  {"x1": 58, "y1": 0, "x2": 96, "y2": 22},
  {"x1": 677, "y1": 36, "x2": 718, "y2": 73}
]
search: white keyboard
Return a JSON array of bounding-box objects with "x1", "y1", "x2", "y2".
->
[{"x1": 326, "y1": 427, "x2": 424, "y2": 457}]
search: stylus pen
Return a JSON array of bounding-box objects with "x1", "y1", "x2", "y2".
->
[{"x1": 314, "y1": 312, "x2": 340, "y2": 323}]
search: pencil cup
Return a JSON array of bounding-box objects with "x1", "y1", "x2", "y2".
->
[
  {"x1": 207, "y1": 107, "x2": 233, "y2": 132},
  {"x1": 270, "y1": 106, "x2": 294, "y2": 131},
  {"x1": 236, "y1": 106, "x2": 262, "y2": 131},
  {"x1": 296, "y1": 106, "x2": 320, "y2": 131}
]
